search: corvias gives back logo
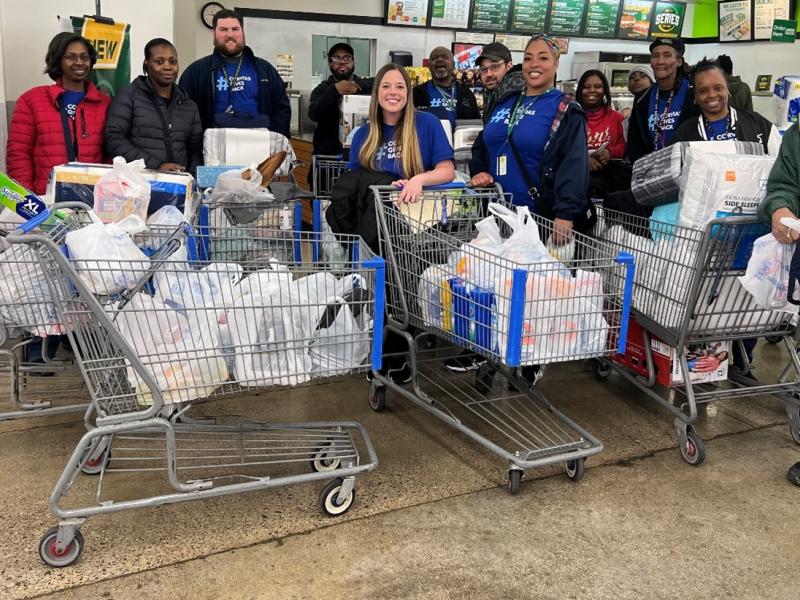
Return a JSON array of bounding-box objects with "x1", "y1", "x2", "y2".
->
[{"x1": 655, "y1": 7, "x2": 681, "y2": 35}]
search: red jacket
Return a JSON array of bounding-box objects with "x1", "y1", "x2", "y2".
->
[
  {"x1": 6, "y1": 81, "x2": 110, "y2": 195},
  {"x1": 585, "y1": 106, "x2": 626, "y2": 159}
]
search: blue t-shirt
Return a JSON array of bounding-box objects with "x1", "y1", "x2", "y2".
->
[
  {"x1": 706, "y1": 116, "x2": 736, "y2": 141},
  {"x1": 424, "y1": 81, "x2": 457, "y2": 129},
  {"x1": 214, "y1": 56, "x2": 259, "y2": 117},
  {"x1": 482, "y1": 89, "x2": 562, "y2": 210},
  {"x1": 647, "y1": 79, "x2": 690, "y2": 149},
  {"x1": 61, "y1": 90, "x2": 85, "y2": 120},
  {"x1": 347, "y1": 110, "x2": 453, "y2": 179}
]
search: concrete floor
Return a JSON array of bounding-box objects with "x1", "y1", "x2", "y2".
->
[{"x1": 2, "y1": 341, "x2": 799, "y2": 599}]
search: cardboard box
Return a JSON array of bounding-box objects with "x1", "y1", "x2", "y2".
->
[
  {"x1": 612, "y1": 316, "x2": 729, "y2": 386},
  {"x1": 340, "y1": 95, "x2": 371, "y2": 148}
]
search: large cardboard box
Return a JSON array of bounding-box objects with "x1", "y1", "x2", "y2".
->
[{"x1": 612, "y1": 317, "x2": 729, "y2": 386}]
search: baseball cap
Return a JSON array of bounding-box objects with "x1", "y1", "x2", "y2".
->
[
  {"x1": 649, "y1": 37, "x2": 685, "y2": 56},
  {"x1": 477, "y1": 42, "x2": 512, "y2": 65},
  {"x1": 628, "y1": 64, "x2": 655, "y2": 82},
  {"x1": 328, "y1": 43, "x2": 354, "y2": 60}
]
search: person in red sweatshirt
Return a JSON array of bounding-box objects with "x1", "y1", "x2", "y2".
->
[
  {"x1": 576, "y1": 69, "x2": 629, "y2": 199},
  {"x1": 7, "y1": 32, "x2": 110, "y2": 196},
  {"x1": 5, "y1": 32, "x2": 110, "y2": 370}
]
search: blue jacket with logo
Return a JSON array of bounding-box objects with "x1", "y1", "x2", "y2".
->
[{"x1": 178, "y1": 45, "x2": 291, "y2": 137}]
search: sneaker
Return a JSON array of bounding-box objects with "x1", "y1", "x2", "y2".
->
[
  {"x1": 788, "y1": 462, "x2": 800, "y2": 487},
  {"x1": 387, "y1": 362, "x2": 412, "y2": 385},
  {"x1": 520, "y1": 365, "x2": 545, "y2": 388},
  {"x1": 444, "y1": 351, "x2": 487, "y2": 373}
]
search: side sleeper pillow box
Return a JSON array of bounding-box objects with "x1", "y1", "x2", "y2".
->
[{"x1": 49, "y1": 162, "x2": 194, "y2": 214}]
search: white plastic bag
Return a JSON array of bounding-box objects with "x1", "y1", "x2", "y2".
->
[
  {"x1": 65, "y1": 214, "x2": 150, "y2": 295},
  {"x1": 738, "y1": 218, "x2": 800, "y2": 312},
  {"x1": 93, "y1": 157, "x2": 151, "y2": 223},
  {"x1": 207, "y1": 166, "x2": 274, "y2": 204},
  {"x1": 309, "y1": 296, "x2": 372, "y2": 375},
  {"x1": 115, "y1": 294, "x2": 229, "y2": 405}
]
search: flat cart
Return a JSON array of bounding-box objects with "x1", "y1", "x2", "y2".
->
[
  {"x1": 369, "y1": 184, "x2": 635, "y2": 493},
  {"x1": 595, "y1": 208, "x2": 800, "y2": 465}
]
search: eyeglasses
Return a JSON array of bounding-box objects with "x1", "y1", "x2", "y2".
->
[
  {"x1": 330, "y1": 55, "x2": 354, "y2": 64},
  {"x1": 63, "y1": 53, "x2": 90, "y2": 63},
  {"x1": 478, "y1": 61, "x2": 507, "y2": 75},
  {"x1": 527, "y1": 34, "x2": 561, "y2": 59}
]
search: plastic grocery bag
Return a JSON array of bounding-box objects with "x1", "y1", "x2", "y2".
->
[
  {"x1": 93, "y1": 157, "x2": 151, "y2": 223},
  {"x1": 488, "y1": 203, "x2": 552, "y2": 265},
  {"x1": 738, "y1": 218, "x2": 800, "y2": 312},
  {"x1": 115, "y1": 294, "x2": 228, "y2": 405},
  {"x1": 207, "y1": 166, "x2": 275, "y2": 225},
  {"x1": 65, "y1": 214, "x2": 151, "y2": 295},
  {"x1": 309, "y1": 290, "x2": 373, "y2": 375}
]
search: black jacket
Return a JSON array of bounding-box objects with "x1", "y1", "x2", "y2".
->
[
  {"x1": 325, "y1": 170, "x2": 395, "y2": 254},
  {"x1": 671, "y1": 107, "x2": 776, "y2": 154},
  {"x1": 105, "y1": 76, "x2": 203, "y2": 174},
  {"x1": 412, "y1": 81, "x2": 480, "y2": 121},
  {"x1": 627, "y1": 78, "x2": 698, "y2": 163},
  {"x1": 178, "y1": 46, "x2": 291, "y2": 136},
  {"x1": 470, "y1": 87, "x2": 593, "y2": 228},
  {"x1": 308, "y1": 75, "x2": 374, "y2": 156}
]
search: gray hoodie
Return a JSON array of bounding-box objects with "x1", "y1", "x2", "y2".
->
[{"x1": 482, "y1": 64, "x2": 525, "y2": 123}]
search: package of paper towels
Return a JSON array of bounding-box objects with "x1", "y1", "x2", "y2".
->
[
  {"x1": 677, "y1": 150, "x2": 775, "y2": 230},
  {"x1": 773, "y1": 76, "x2": 800, "y2": 131}
]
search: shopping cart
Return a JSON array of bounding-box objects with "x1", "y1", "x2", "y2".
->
[
  {"x1": 595, "y1": 208, "x2": 800, "y2": 465},
  {"x1": 0, "y1": 204, "x2": 91, "y2": 420},
  {"x1": 369, "y1": 184, "x2": 635, "y2": 494},
  {"x1": 6, "y1": 206, "x2": 384, "y2": 567},
  {"x1": 311, "y1": 154, "x2": 347, "y2": 201}
]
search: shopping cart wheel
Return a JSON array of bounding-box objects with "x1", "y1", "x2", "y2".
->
[
  {"x1": 38, "y1": 527, "x2": 84, "y2": 567},
  {"x1": 79, "y1": 439, "x2": 111, "y2": 476},
  {"x1": 474, "y1": 363, "x2": 495, "y2": 395},
  {"x1": 368, "y1": 381, "x2": 386, "y2": 412},
  {"x1": 319, "y1": 478, "x2": 355, "y2": 517},
  {"x1": 310, "y1": 441, "x2": 341, "y2": 473},
  {"x1": 680, "y1": 430, "x2": 705, "y2": 466},
  {"x1": 565, "y1": 458, "x2": 585, "y2": 482},
  {"x1": 788, "y1": 408, "x2": 800, "y2": 445},
  {"x1": 591, "y1": 359, "x2": 612, "y2": 380},
  {"x1": 508, "y1": 469, "x2": 523, "y2": 495},
  {"x1": 765, "y1": 335, "x2": 783, "y2": 344}
]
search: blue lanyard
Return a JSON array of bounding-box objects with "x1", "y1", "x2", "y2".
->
[{"x1": 506, "y1": 90, "x2": 553, "y2": 145}]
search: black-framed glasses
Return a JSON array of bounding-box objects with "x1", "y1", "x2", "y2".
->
[
  {"x1": 330, "y1": 55, "x2": 354, "y2": 64},
  {"x1": 63, "y1": 53, "x2": 91, "y2": 63},
  {"x1": 478, "y1": 61, "x2": 508, "y2": 75}
]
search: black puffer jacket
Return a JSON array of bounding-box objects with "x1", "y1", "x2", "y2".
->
[{"x1": 105, "y1": 76, "x2": 203, "y2": 175}]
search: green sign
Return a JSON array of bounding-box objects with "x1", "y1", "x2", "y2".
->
[
  {"x1": 470, "y1": 0, "x2": 513, "y2": 31},
  {"x1": 548, "y1": 0, "x2": 588, "y2": 36},
  {"x1": 771, "y1": 19, "x2": 797, "y2": 43},
  {"x1": 583, "y1": 0, "x2": 623, "y2": 38},
  {"x1": 650, "y1": 1, "x2": 685, "y2": 38},
  {"x1": 619, "y1": 0, "x2": 654, "y2": 40},
  {"x1": 71, "y1": 16, "x2": 131, "y2": 98},
  {"x1": 510, "y1": 0, "x2": 549, "y2": 33}
]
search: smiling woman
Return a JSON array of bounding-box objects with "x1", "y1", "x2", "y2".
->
[{"x1": 104, "y1": 37, "x2": 203, "y2": 211}]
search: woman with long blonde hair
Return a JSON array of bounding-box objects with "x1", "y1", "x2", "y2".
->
[{"x1": 347, "y1": 63, "x2": 454, "y2": 203}]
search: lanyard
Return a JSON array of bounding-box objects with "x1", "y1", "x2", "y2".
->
[
  {"x1": 700, "y1": 112, "x2": 735, "y2": 141},
  {"x1": 221, "y1": 55, "x2": 244, "y2": 113},
  {"x1": 649, "y1": 86, "x2": 676, "y2": 148},
  {"x1": 433, "y1": 82, "x2": 455, "y2": 102},
  {"x1": 505, "y1": 90, "x2": 552, "y2": 145}
]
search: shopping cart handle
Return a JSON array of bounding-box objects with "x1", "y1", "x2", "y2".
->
[
  {"x1": 18, "y1": 208, "x2": 52, "y2": 233},
  {"x1": 416, "y1": 182, "x2": 467, "y2": 191}
]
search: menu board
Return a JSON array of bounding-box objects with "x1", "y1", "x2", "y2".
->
[
  {"x1": 510, "y1": 0, "x2": 549, "y2": 33},
  {"x1": 754, "y1": 0, "x2": 793, "y2": 39},
  {"x1": 386, "y1": 0, "x2": 430, "y2": 26},
  {"x1": 431, "y1": 0, "x2": 471, "y2": 28},
  {"x1": 618, "y1": 0, "x2": 653, "y2": 39},
  {"x1": 650, "y1": 1, "x2": 685, "y2": 38},
  {"x1": 470, "y1": 0, "x2": 513, "y2": 30},
  {"x1": 583, "y1": 0, "x2": 623, "y2": 38},
  {"x1": 548, "y1": 0, "x2": 588, "y2": 35},
  {"x1": 719, "y1": 0, "x2": 753, "y2": 41}
]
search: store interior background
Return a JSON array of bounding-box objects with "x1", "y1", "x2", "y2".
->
[{"x1": 0, "y1": 0, "x2": 799, "y2": 171}]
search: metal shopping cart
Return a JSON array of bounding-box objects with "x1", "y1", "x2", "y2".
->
[
  {"x1": 311, "y1": 154, "x2": 348, "y2": 201},
  {"x1": 310, "y1": 155, "x2": 349, "y2": 265},
  {"x1": 0, "y1": 204, "x2": 90, "y2": 421},
  {"x1": 5, "y1": 206, "x2": 384, "y2": 567},
  {"x1": 369, "y1": 184, "x2": 635, "y2": 494},
  {"x1": 594, "y1": 209, "x2": 800, "y2": 465}
]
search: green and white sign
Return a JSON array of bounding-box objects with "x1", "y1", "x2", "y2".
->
[
  {"x1": 650, "y1": 1, "x2": 685, "y2": 38},
  {"x1": 771, "y1": 18, "x2": 797, "y2": 42}
]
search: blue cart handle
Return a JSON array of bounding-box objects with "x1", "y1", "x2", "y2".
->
[{"x1": 18, "y1": 208, "x2": 52, "y2": 233}]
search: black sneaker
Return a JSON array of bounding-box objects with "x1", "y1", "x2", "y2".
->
[
  {"x1": 788, "y1": 462, "x2": 800, "y2": 487},
  {"x1": 387, "y1": 362, "x2": 413, "y2": 385},
  {"x1": 444, "y1": 351, "x2": 487, "y2": 373}
]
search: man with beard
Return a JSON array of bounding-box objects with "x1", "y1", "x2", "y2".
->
[
  {"x1": 308, "y1": 42, "x2": 373, "y2": 162},
  {"x1": 179, "y1": 9, "x2": 290, "y2": 136},
  {"x1": 413, "y1": 46, "x2": 479, "y2": 130},
  {"x1": 476, "y1": 42, "x2": 522, "y2": 124}
]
